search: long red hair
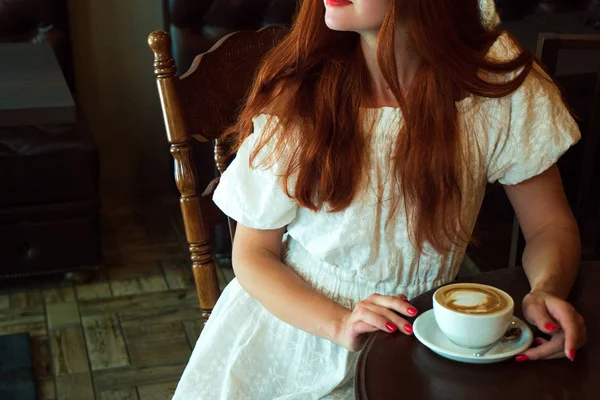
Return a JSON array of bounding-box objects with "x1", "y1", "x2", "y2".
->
[{"x1": 223, "y1": 0, "x2": 536, "y2": 254}]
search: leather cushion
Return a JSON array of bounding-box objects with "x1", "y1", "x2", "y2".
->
[
  {"x1": 0, "y1": 121, "x2": 98, "y2": 208},
  {"x1": 0, "y1": 199, "x2": 101, "y2": 275},
  {"x1": 0, "y1": 0, "x2": 67, "y2": 36},
  {"x1": 202, "y1": 0, "x2": 273, "y2": 28},
  {"x1": 168, "y1": 0, "x2": 297, "y2": 28}
]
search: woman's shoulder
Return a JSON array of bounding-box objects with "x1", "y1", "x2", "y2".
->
[
  {"x1": 484, "y1": 32, "x2": 521, "y2": 63},
  {"x1": 480, "y1": 33, "x2": 556, "y2": 98},
  {"x1": 257, "y1": 77, "x2": 296, "y2": 116}
]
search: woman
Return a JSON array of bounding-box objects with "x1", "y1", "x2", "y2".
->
[{"x1": 173, "y1": 0, "x2": 587, "y2": 398}]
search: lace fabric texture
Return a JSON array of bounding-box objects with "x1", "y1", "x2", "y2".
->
[{"x1": 172, "y1": 33, "x2": 580, "y2": 399}]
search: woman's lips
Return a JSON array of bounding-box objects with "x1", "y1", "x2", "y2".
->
[{"x1": 325, "y1": 0, "x2": 353, "y2": 7}]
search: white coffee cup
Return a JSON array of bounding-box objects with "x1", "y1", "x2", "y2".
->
[{"x1": 432, "y1": 283, "x2": 514, "y2": 349}]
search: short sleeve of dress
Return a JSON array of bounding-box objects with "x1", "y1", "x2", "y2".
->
[
  {"x1": 212, "y1": 114, "x2": 298, "y2": 230},
  {"x1": 487, "y1": 66, "x2": 581, "y2": 185}
]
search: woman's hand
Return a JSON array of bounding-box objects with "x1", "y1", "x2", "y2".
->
[
  {"x1": 334, "y1": 293, "x2": 418, "y2": 352},
  {"x1": 518, "y1": 290, "x2": 587, "y2": 362}
]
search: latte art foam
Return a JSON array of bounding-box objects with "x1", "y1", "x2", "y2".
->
[{"x1": 435, "y1": 286, "x2": 510, "y2": 315}]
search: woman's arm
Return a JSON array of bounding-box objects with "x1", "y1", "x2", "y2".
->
[
  {"x1": 231, "y1": 224, "x2": 416, "y2": 351},
  {"x1": 504, "y1": 164, "x2": 586, "y2": 361},
  {"x1": 504, "y1": 165, "x2": 580, "y2": 298},
  {"x1": 232, "y1": 225, "x2": 347, "y2": 342}
]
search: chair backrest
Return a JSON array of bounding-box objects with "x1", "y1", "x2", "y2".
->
[
  {"x1": 510, "y1": 33, "x2": 600, "y2": 266},
  {"x1": 148, "y1": 26, "x2": 288, "y2": 320},
  {"x1": 537, "y1": 33, "x2": 600, "y2": 220}
]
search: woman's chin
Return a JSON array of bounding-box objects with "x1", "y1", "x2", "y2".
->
[{"x1": 324, "y1": 18, "x2": 353, "y2": 32}]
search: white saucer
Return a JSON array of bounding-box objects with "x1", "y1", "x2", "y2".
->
[{"x1": 413, "y1": 309, "x2": 533, "y2": 364}]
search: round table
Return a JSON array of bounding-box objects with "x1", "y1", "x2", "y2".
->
[{"x1": 355, "y1": 262, "x2": 600, "y2": 400}]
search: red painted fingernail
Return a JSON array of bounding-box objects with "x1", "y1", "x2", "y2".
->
[
  {"x1": 407, "y1": 307, "x2": 418, "y2": 316},
  {"x1": 545, "y1": 323, "x2": 557, "y2": 331},
  {"x1": 534, "y1": 338, "x2": 543, "y2": 345},
  {"x1": 516, "y1": 354, "x2": 529, "y2": 362},
  {"x1": 569, "y1": 349, "x2": 576, "y2": 361},
  {"x1": 399, "y1": 295, "x2": 408, "y2": 301},
  {"x1": 404, "y1": 324, "x2": 413, "y2": 334},
  {"x1": 386, "y1": 322, "x2": 398, "y2": 332}
]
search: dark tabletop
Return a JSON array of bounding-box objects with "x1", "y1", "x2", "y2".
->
[
  {"x1": 356, "y1": 262, "x2": 600, "y2": 400},
  {"x1": 0, "y1": 42, "x2": 75, "y2": 126}
]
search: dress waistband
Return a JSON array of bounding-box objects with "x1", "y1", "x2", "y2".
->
[{"x1": 282, "y1": 236, "x2": 455, "y2": 310}]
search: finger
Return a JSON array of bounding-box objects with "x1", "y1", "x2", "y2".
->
[
  {"x1": 367, "y1": 294, "x2": 418, "y2": 318},
  {"x1": 519, "y1": 333, "x2": 564, "y2": 361},
  {"x1": 540, "y1": 351, "x2": 572, "y2": 360},
  {"x1": 364, "y1": 302, "x2": 413, "y2": 335},
  {"x1": 521, "y1": 349, "x2": 570, "y2": 361},
  {"x1": 353, "y1": 301, "x2": 403, "y2": 334},
  {"x1": 525, "y1": 303, "x2": 560, "y2": 335},
  {"x1": 550, "y1": 306, "x2": 582, "y2": 361}
]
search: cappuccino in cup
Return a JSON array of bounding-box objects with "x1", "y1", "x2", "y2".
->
[{"x1": 433, "y1": 283, "x2": 514, "y2": 349}]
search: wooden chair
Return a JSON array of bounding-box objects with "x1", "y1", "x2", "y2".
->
[
  {"x1": 147, "y1": 26, "x2": 288, "y2": 323},
  {"x1": 509, "y1": 33, "x2": 600, "y2": 267}
]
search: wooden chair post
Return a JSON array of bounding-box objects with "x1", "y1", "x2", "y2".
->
[{"x1": 148, "y1": 31, "x2": 220, "y2": 322}]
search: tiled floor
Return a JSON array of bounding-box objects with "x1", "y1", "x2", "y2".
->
[{"x1": 0, "y1": 195, "x2": 234, "y2": 400}]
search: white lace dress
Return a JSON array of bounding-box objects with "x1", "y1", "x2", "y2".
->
[{"x1": 172, "y1": 35, "x2": 580, "y2": 400}]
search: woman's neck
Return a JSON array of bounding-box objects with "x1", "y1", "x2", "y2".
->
[{"x1": 359, "y1": 26, "x2": 421, "y2": 108}]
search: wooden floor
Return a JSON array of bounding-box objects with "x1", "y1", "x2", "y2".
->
[{"x1": 0, "y1": 196, "x2": 234, "y2": 400}]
